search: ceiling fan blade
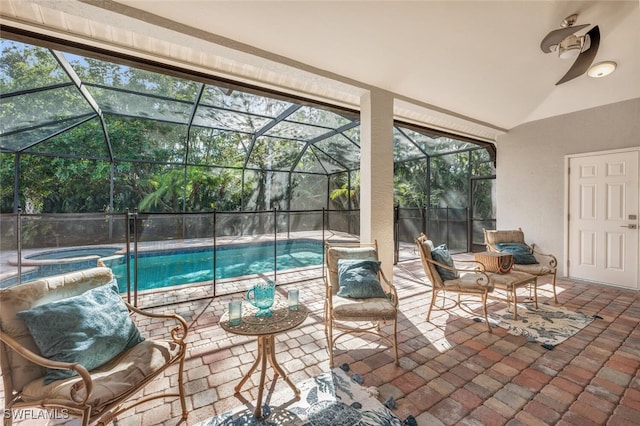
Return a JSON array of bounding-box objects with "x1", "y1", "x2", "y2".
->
[
  {"x1": 540, "y1": 23, "x2": 590, "y2": 53},
  {"x1": 556, "y1": 25, "x2": 600, "y2": 85}
]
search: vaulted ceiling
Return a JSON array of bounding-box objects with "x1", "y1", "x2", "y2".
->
[{"x1": 2, "y1": 0, "x2": 639, "y2": 142}]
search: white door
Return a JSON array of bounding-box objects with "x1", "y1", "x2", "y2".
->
[{"x1": 568, "y1": 149, "x2": 639, "y2": 289}]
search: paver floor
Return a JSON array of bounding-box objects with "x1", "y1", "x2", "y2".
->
[{"x1": 2, "y1": 258, "x2": 639, "y2": 425}]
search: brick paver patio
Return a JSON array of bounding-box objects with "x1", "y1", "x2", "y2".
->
[{"x1": 2, "y1": 257, "x2": 639, "y2": 425}]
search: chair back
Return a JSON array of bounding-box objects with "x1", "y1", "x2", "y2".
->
[
  {"x1": 483, "y1": 228, "x2": 525, "y2": 250},
  {"x1": 0, "y1": 267, "x2": 114, "y2": 393},
  {"x1": 415, "y1": 234, "x2": 444, "y2": 289},
  {"x1": 325, "y1": 242, "x2": 378, "y2": 295}
]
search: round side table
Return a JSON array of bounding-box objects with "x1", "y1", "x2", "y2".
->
[{"x1": 219, "y1": 299, "x2": 308, "y2": 418}]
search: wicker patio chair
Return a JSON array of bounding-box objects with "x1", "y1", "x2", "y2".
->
[
  {"x1": 415, "y1": 233, "x2": 493, "y2": 332},
  {"x1": 483, "y1": 228, "x2": 559, "y2": 303},
  {"x1": 324, "y1": 241, "x2": 399, "y2": 369}
]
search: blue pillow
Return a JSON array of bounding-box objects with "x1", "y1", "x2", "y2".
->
[
  {"x1": 494, "y1": 243, "x2": 539, "y2": 264},
  {"x1": 336, "y1": 259, "x2": 387, "y2": 299},
  {"x1": 431, "y1": 244, "x2": 459, "y2": 281},
  {"x1": 17, "y1": 280, "x2": 144, "y2": 384}
]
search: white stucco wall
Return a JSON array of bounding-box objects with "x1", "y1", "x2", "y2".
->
[{"x1": 495, "y1": 97, "x2": 640, "y2": 276}]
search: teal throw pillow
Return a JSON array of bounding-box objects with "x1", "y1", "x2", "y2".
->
[
  {"x1": 17, "y1": 280, "x2": 144, "y2": 384},
  {"x1": 337, "y1": 259, "x2": 387, "y2": 299},
  {"x1": 431, "y1": 244, "x2": 459, "y2": 281},
  {"x1": 494, "y1": 243, "x2": 539, "y2": 264}
]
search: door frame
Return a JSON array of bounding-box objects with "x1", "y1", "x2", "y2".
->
[{"x1": 564, "y1": 146, "x2": 640, "y2": 288}]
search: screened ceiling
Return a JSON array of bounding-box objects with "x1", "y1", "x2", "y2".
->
[{"x1": 0, "y1": 37, "x2": 488, "y2": 174}]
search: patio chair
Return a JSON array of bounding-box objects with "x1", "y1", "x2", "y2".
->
[
  {"x1": 0, "y1": 267, "x2": 189, "y2": 426},
  {"x1": 483, "y1": 228, "x2": 559, "y2": 303},
  {"x1": 415, "y1": 233, "x2": 493, "y2": 332},
  {"x1": 324, "y1": 241, "x2": 399, "y2": 369}
]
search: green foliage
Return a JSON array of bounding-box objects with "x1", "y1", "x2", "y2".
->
[
  {"x1": 429, "y1": 152, "x2": 470, "y2": 208},
  {"x1": 329, "y1": 171, "x2": 359, "y2": 209},
  {"x1": 138, "y1": 166, "x2": 242, "y2": 212},
  {"x1": 394, "y1": 160, "x2": 428, "y2": 207}
]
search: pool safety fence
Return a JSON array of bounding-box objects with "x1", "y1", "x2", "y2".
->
[{"x1": 0, "y1": 207, "x2": 485, "y2": 307}]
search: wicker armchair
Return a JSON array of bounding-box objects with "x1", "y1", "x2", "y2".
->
[
  {"x1": 0, "y1": 267, "x2": 188, "y2": 426},
  {"x1": 415, "y1": 234, "x2": 493, "y2": 332},
  {"x1": 324, "y1": 241, "x2": 399, "y2": 369},
  {"x1": 483, "y1": 228, "x2": 559, "y2": 303}
]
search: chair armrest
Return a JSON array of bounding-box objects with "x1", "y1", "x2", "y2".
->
[
  {"x1": 0, "y1": 331, "x2": 93, "y2": 404},
  {"x1": 125, "y1": 303, "x2": 188, "y2": 344},
  {"x1": 378, "y1": 269, "x2": 399, "y2": 307},
  {"x1": 459, "y1": 270, "x2": 492, "y2": 287},
  {"x1": 425, "y1": 258, "x2": 491, "y2": 287},
  {"x1": 531, "y1": 244, "x2": 558, "y2": 269}
]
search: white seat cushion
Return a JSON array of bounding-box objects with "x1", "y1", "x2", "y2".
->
[
  {"x1": 331, "y1": 296, "x2": 396, "y2": 321},
  {"x1": 513, "y1": 264, "x2": 554, "y2": 275},
  {"x1": 21, "y1": 339, "x2": 182, "y2": 409}
]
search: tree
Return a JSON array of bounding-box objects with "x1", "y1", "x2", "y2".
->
[
  {"x1": 329, "y1": 171, "x2": 359, "y2": 210},
  {"x1": 394, "y1": 159, "x2": 428, "y2": 207}
]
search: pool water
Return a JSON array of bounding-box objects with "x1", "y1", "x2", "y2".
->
[
  {"x1": 26, "y1": 247, "x2": 121, "y2": 260},
  {"x1": 105, "y1": 239, "x2": 323, "y2": 292}
]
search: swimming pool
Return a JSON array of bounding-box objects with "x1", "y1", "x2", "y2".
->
[{"x1": 103, "y1": 239, "x2": 324, "y2": 292}]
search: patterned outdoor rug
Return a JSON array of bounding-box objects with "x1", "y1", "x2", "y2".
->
[
  {"x1": 484, "y1": 303, "x2": 598, "y2": 349},
  {"x1": 196, "y1": 367, "x2": 404, "y2": 426}
]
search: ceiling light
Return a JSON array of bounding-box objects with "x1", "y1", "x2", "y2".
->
[{"x1": 588, "y1": 61, "x2": 617, "y2": 78}]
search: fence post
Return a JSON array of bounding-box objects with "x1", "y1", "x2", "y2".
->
[
  {"x1": 274, "y1": 208, "x2": 278, "y2": 283},
  {"x1": 393, "y1": 203, "x2": 399, "y2": 265},
  {"x1": 213, "y1": 210, "x2": 217, "y2": 297},
  {"x1": 322, "y1": 208, "x2": 326, "y2": 281},
  {"x1": 446, "y1": 207, "x2": 450, "y2": 247},
  {"x1": 16, "y1": 208, "x2": 22, "y2": 285},
  {"x1": 133, "y1": 208, "x2": 139, "y2": 308},
  {"x1": 125, "y1": 209, "x2": 131, "y2": 304},
  {"x1": 466, "y1": 207, "x2": 471, "y2": 253},
  {"x1": 424, "y1": 205, "x2": 429, "y2": 238}
]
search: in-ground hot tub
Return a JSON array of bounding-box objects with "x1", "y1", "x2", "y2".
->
[{"x1": 3, "y1": 246, "x2": 123, "y2": 287}]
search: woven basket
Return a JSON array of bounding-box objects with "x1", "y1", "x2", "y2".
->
[{"x1": 474, "y1": 252, "x2": 514, "y2": 274}]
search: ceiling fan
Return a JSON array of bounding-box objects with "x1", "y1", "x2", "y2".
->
[{"x1": 540, "y1": 14, "x2": 600, "y2": 85}]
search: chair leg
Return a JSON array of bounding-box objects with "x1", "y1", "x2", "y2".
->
[
  {"x1": 81, "y1": 407, "x2": 91, "y2": 426},
  {"x1": 178, "y1": 356, "x2": 188, "y2": 420},
  {"x1": 327, "y1": 333, "x2": 334, "y2": 369},
  {"x1": 482, "y1": 292, "x2": 491, "y2": 333},
  {"x1": 327, "y1": 325, "x2": 334, "y2": 369},
  {"x1": 551, "y1": 272, "x2": 558, "y2": 303},
  {"x1": 426, "y1": 288, "x2": 438, "y2": 321},
  {"x1": 324, "y1": 301, "x2": 334, "y2": 369},
  {"x1": 392, "y1": 318, "x2": 399, "y2": 366}
]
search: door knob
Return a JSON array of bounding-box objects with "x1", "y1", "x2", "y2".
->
[{"x1": 620, "y1": 224, "x2": 638, "y2": 229}]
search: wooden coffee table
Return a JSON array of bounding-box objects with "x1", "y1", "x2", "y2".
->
[
  {"x1": 487, "y1": 270, "x2": 537, "y2": 320},
  {"x1": 219, "y1": 299, "x2": 308, "y2": 418}
]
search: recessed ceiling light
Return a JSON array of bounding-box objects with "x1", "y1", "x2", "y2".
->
[{"x1": 588, "y1": 61, "x2": 617, "y2": 78}]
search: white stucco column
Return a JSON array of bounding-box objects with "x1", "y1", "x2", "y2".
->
[{"x1": 360, "y1": 89, "x2": 394, "y2": 280}]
